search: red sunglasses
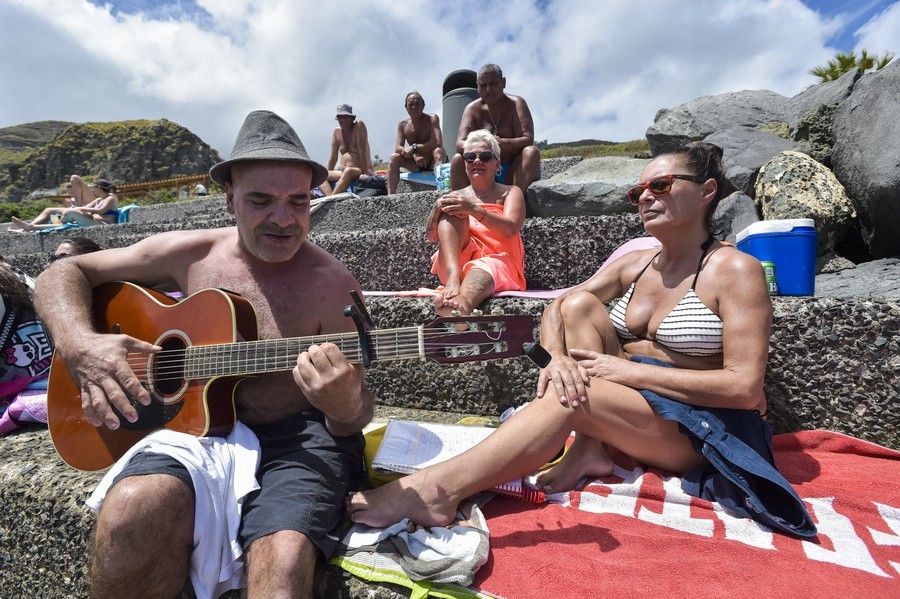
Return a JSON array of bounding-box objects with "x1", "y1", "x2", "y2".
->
[{"x1": 626, "y1": 174, "x2": 707, "y2": 205}]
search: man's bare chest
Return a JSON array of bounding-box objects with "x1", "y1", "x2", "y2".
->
[
  {"x1": 187, "y1": 268, "x2": 323, "y2": 340},
  {"x1": 404, "y1": 119, "x2": 432, "y2": 142}
]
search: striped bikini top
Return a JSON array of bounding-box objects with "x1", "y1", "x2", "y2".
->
[{"x1": 609, "y1": 237, "x2": 723, "y2": 357}]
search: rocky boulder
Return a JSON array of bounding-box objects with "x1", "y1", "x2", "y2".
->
[
  {"x1": 831, "y1": 60, "x2": 900, "y2": 258},
  {"x1": 755, "y1": 151, "x2": 856, "y2": 255},
  {"x1": 785, "y1": 67, "x2": 861, "y2": 133},
  {"x1": 814, "y1": 258, "x2": 900, "y2": 300},
  {"x1": 524, "y1": 157, "x2": 648, "y2": 217},
  {"x1": 704, "y1": 126, "x2": 795, "y2": 196},
  {"x1": 711, "y1": 191, "x2": 760, "y2": 244},
  {"x1": 646, "y1": 90, "x2": 790, "y2": 156}
]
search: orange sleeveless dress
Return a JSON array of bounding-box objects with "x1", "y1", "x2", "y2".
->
[{"x1": 430, "y1": 203, "x2": 526, "y2": 291}]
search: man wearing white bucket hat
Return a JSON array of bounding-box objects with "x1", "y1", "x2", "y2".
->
[
  {"x1": 323, "y1": 103, "x2": 373, "y2": 195},
  {"x1": 35, "y1": 110, "x2": 373, "y2": 598}
]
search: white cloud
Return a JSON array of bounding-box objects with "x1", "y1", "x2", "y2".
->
[
  {"x1": 0, "y1": 0, "x2": 851, "y2": 168},
  {"x1": 854, "y1": 1, "x2": 900, "y2": 54}
]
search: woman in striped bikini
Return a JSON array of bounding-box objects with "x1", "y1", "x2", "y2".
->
[{"x1": 348, "y1": 142, "x2": 814, "y2": 537}]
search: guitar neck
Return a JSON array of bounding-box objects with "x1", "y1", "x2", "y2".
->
[{"x1": 185, "y1": 326, "x2": 423, "y2": 378}]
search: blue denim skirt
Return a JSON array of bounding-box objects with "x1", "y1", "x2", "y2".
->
[{"x1": 630, "y1": 355, "x2": 816, "y2": 538}]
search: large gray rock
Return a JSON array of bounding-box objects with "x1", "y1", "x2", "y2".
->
[
  {"x1": 755, "y1": 151, "x2": 856, "y2": 255},
  {"x1": 786, "y1": 67, "x2": 861, "y2": 132},
  {"x1": 704, "y1": 126, "x2": 795, "y2": 196},
  {"x1": 790, "y1": 104, "x2": 838, "y2": 165},
  {"x1": 815, "y1": 258, "x2": 900, "y2": 299},
  {"x1": 832, "y1": 60, "x2": 900, "y2": 258},
  {"x1": 646, "y1": 90, "x2": 791, "y2": 155},
  {"x1": 524, "y1": 157, "x2": 649, "y2": 217},
  {"x1": 537, "y1": 155, "x2": 583, "y2": 179},
  {"x1": 711, "y1": 191, "x2": 760, "y2": 244}
]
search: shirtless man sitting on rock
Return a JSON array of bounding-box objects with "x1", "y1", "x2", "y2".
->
[
  {"x1": 450, "y1": 64, "x2": 541, "y2": 196},
  {"x1": 322, "y1": 104, "x2": 373, "y2": 196},
  {"x1": 387, "y1": 91, "x2": 446, "y2": 195}
]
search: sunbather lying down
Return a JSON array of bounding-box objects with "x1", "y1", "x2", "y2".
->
[
  {"x1": 10, "y1": 177, "x2": 119, "y2": 233},
  {"x1": 426, "y1": 129, "x2": 525, "y2": 317}
]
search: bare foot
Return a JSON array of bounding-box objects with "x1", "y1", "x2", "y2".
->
[
  {"x1": 10, "y1": 217, "x2": 35, "y2": 232},
  {"x1": 433, "y1": 294, "x2": 463, "y2": 317},
  {"x1": 346, "y1": 470, "x2": 460, "y2": 528},
  {"x1": 434, "y1": 278, "x2": 469, "y2": 316},
  {"x1": 535, "y1": 434, "x2": 614, "y2": 493}
]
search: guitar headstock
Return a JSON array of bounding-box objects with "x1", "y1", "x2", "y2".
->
[{"x1": 422, "y1": 312, "x2": 536, "y2": 364}]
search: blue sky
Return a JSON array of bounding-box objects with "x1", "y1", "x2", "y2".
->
[
  {"x1": 803, "y1": 0, "x2": 896, "y2": 50},
  {"x1": 1, "y1": 0, "x2": 897, "y2": 164}
]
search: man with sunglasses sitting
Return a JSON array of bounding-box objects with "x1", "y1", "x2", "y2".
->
[{"x1": 449, "y1": 64, "x2": 541, "y2": 196}]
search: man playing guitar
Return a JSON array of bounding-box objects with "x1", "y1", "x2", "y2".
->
[{"x1": 35, "y1": 110, "x2": 372, "y2": 598}]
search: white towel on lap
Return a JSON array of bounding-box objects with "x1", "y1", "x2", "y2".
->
[{"x1": 86, "y1": 423, "x2": 261, "y2": 599}]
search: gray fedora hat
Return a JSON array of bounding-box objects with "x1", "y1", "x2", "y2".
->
[{"x1": 209, "y1": 110, "x2": 327, "y2": 187}]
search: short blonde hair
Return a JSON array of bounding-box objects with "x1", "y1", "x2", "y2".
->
[{"x1": 463, "y1": 129, "x2": 500, "y2": 160}]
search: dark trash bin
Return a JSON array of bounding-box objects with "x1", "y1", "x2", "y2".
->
[{"x1": 442, "y1": 69, "x2": 478, "y2": 158}]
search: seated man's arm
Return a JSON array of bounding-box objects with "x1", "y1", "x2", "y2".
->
[
  {"x1": 394, "y1": 122, "x2": 409, "y2": 156},
  {"x1": 34, "y1": 231, "x2": 204, "y2": 429},
  {"x1": 499, "y1": 96, "x2": 536, "y2": 155},
  {"x1": 455, "y1": 102, "x2": 480, "y2": 154},
  {"x1": 357, "y1": 121, "x2": 373, "y2": 173},
  {"x1": 431, "y1": 114, "x2": 444, "y2": 153},
  {"x1": 327, "y1": 129, "x2": 339, "y2": 171}
]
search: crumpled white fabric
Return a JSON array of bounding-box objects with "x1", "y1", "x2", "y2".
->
[
  {"x1": 338, "y1": 499, "x2": 490, "y2": 586},
  {"x1": 86, "y1": 423, "x2": 261, "y2": 599}
]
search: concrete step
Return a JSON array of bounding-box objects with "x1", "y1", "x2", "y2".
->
[
  {"x1": 0, "y1": 403, "x2": 487, "y2": 599},
  {"x1": 7, "y1": 213, "x2": 646, "y2": 292}
]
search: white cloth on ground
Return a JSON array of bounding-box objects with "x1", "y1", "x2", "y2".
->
[
  {"x1": 86, "y1": 423, "x2": 261, "y2": 599},
  {"x1": 337, "y1": 498, "x2": 490, "y2": 586}
]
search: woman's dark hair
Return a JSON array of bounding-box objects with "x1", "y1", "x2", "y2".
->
[
  {"x1": 666, "y1": 142, "x2": 732, "y2": 232},
  {"x1": 63, "y1": 236, "x2": 104, "y2": 256},
  {"x1": 0, "y1": 263, "x2": 35, "y2": 316}
]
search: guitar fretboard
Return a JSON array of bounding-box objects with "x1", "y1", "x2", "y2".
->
[{"x1": 182, "y1": 326, "x2": 425, "y2": 378}]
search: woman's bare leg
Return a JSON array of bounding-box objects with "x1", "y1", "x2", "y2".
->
[
  {"x1": 432, "y1": 214, "x2": 471, "y2": 315},
  {"x1": 536, "y1": 291, "x2": 626, "y2": 492},
  {"x1": 69, "y1": 175, "x2": 96, "y2": 206},
  {"x1": 450, "y1": 268, "x2": 495, "y2": 315},
  {"x1": 347, "y1": 378, "x2": 704, "y2": 528}
]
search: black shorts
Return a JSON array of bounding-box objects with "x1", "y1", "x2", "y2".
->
[{"x1": 112, "y1": 410, "x2": 365, "y2": 558}]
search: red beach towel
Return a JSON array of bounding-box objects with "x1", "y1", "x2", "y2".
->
[{"x1": 474, "y1": 430, "x2": 900, "y2": 599}]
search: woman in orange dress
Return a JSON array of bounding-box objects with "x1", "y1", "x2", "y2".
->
[{"x1": 425, "y1": 129, "x2": 525, "y2": 316}]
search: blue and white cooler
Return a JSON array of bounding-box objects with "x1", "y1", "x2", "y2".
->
[{"x1": 736, "y1": 218, "x2": 817, "y2": 296}]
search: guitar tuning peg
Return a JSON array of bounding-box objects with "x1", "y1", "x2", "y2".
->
[
  {"x1": 497, "y1": 358, "x2": 509, "y2": 366},
  {"x1": 450, "y1": 309, "x2": 461, "y2": 318},
  {"x1": 480, "y1": 360, "x2": 488, "y2": 367},
  {"x1": 471, "y1": 308, "x2": 483, "y2": 316},
  {"x1": 490, "y1": 307, "x2": 503, "y2": 316}
]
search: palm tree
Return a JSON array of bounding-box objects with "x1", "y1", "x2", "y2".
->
[{"x1": 810, "y1": 49, "x2": 895, "y2": 82}]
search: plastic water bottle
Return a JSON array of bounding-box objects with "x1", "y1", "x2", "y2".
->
[{"x1": 436, "y1": 163, "x2": 451, "y2": 191}]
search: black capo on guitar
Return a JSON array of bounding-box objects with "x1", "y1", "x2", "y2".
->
[{"x1": 344, "y1": 290, "x2": 376, "y2": 367}]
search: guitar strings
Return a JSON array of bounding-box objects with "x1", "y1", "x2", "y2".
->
[{"x1": 118, "y1": 326, "x2": 518, "y2": 383}]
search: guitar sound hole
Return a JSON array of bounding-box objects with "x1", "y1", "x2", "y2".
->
[{"x1": 155, "y1": 336, "x2": 187, "y2": 395}]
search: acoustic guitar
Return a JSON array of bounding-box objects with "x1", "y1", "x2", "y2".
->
[{"x1": 48, "y1": 281, "x2": 538, "y2": 471}]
